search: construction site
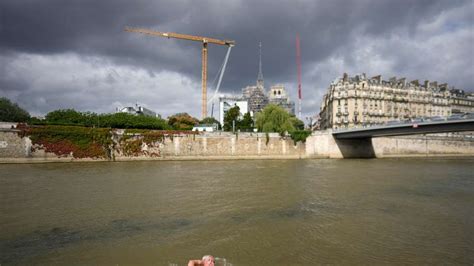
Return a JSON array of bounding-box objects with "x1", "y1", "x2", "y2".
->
[{"x1": 125, "y1": 27, "x2": 303, "y2": 123}]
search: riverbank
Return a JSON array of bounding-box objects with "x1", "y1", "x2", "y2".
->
[
  {"x1": 0, "y1": 154, "x2": 312, "y2": 164},
  {"x1": 1, "y1": 126, "x2": 473, "y2": 162},
  {"x1": 3, "y1": 154, "x2": 474, "y2": 164}
]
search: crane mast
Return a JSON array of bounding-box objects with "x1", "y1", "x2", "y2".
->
[
  {"x1": 296, "y1": 33, "x2": 302, "y2": 120},
  {"x1": 125, "y1": 27, "x2": 235, "y2": 119}
]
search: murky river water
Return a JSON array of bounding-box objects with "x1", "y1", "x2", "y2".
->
[{"x1": 1, "y1": 159, "x2": 473, "y2": 265}]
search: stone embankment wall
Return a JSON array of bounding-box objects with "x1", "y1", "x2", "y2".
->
[
  {"x1": 306, "y1": 130, "x2": 474, "y2": 158},
  {"x1": 0, "y1": 130, "x2": 32, "y2": 158},
  {"x1": 1, "y1": 127, "x2": 473, "y2": 162},
  {"x1": 113, "y1": 131, "x2": 304, "y2": 161},
  {"x1": 371, "y1": 134, "x2": 474, "y2": 157},
  {"x1": 0, "y1": 129, "x2": 305, "y2": 163}
]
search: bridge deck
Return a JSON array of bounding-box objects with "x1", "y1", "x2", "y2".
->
[{"x1": 333, "y1": 119, "x2": 474, "y2": 139}]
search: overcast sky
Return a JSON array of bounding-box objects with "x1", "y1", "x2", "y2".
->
[{"x1": 1, "y1": 0, "x2": 473, "y2": 119}]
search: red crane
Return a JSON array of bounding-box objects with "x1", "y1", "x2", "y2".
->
[{"x1": 296, "y1": 33, "x2": 302, "y2": 119}]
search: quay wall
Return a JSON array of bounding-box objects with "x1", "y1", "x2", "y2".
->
[
  {"x1": 306, "y1": 130, "x2": 474, "y2": 158},
  {"x1": 0, "y1": 129, "x2": 305, "y2": 163},
  {"x1": 1, "y1": 128, "x2": 473, "y2": 162},
  {"x1": 114, "y1": 131, "x2": 305, "y2": 161}
]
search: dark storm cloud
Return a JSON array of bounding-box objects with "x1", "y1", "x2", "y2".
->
[{"x1": 0, "y1": 0, "x2": 472, "y2": 116}]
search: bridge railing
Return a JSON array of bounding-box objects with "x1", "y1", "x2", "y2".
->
[{"x1": 334, "y1": 112, "x2": 474, "y2": 132}]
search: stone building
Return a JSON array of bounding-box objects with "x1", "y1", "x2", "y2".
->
[
  {"x1": 319, "y1": 73, "x2": 474, "y2": 129},
  {"x1": 450, "y1": 89, "x2": 474, "y2": 114},
  {"x1": 117, "y1": 104, "x2": 160, "y2": 118},
  {"x1": 223, "y1": 42, "x2": 295, "y2": 118},
  {"x1": 241, "y1": 42, "x2": 296, "y2": 115},
  {"x1": 242, "y1": 85, "x2": 268, "y2": 114},
  {"x1": 268, "y1": 84, "x2": 295, "y2": 115},
  {"x1": 242, "y1": 42, "x2": 269, "y2": 114}
]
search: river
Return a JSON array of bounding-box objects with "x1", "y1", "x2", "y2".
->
[{"x1": 1, "y1": 159, "x2": 473, "y2": 265}]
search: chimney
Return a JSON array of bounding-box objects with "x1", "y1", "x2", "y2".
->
[
  {"x1": 343, "y1": 73, "x2": 348, "y2": 82},
  {"x1": 424, "y1": 80, "x2": 429, "y2": 88},
  {"x1": 371, "y1": 75, "x2": 381, "y2": 83}
]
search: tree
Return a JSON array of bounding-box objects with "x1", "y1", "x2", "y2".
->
[
  {"x1": 40, "y1": 109, "x2": 169, "y2": 129},
  {"x1": 255, "y1": 104, "x2": 295, "y2": 135},
  {"x1": 239, "y1": 112, "x2": 254, "y2": 132},
  {"x1": 45, "y1": 109, "x2": 90, "y2": 126},
  {"x1": 223, "y1": 106, "x2": 240, "y2": 131},
  {"x1": 200, "y1": 117, "x2": 221, "y2": 129},
  {"x1": 167, "y1": 113, "x2": 199, "y2": 130},
  {"x1": 289, "y1": 116, "x2": 305, "y2": 130},
  {"x1": 0, "y1": 97, "x2": 30, "y2": 122},
  {"x1": 100, "y1": 112, "x2": 169, "y2": 129}
]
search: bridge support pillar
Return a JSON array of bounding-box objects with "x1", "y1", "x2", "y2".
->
[
  {"x1": 306, "y1": 130, "x2": 375, "y2": 158},
  {"x1": 334, "y1": 138, "x2": 375, "y2": 158}
]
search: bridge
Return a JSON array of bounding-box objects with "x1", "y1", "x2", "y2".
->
[{"x1": 333, "y1": 119, "x2": 474, "y2": 139}]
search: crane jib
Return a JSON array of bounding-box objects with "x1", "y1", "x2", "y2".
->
[
  {"x1": 125, "y1": 26, "x2": 235, "y2": 119},
  {"x1": 125, "y1": 27, "x2": 235, "y2": 46}
]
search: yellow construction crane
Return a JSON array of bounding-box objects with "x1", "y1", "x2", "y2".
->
[{"x1": 125, "y1": 27, "x2": 235, "y2": 119}]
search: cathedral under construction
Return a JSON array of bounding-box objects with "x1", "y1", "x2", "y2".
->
[{"x1": 219, "y1": 42, "x2": 295, "y2": 125}]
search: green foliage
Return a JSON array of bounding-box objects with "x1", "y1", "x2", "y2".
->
[
  {"x1": 45, "y1": 109, "x2": 90, "y2": 126},
  {"x1": 223, "y1": 106, "x2": 240, "y2": 131},
  {"x1": 23, "y1": 125, "x2": 112, "y2": 158},
  {"x1": 289, "y1": 116, "x2": 305, "y2": 130},
  {"x1": 0, "y1": 97, "x2": 30, "y2": 122},
  {"x1": 255, "y1": 104, "x2": 295, "y2": 135},
  {"x1": 200, "y1": 117, "x2": 221, "y2": 129},
  {"x1": 124, "y1": 129, "x2": 149, "y2": 134},
  {"x1": 239, "y1": 112, "x2": 254, "y2": 132},
  {"x1": 33, "y1": 109, "x2": 169, "y2": 130},
  {"x1": 28, "y1": 117, "x2": 46, "y2": 125},
  {"x1": 222, "y1": 107, "x2": 253, "y2": 132},
  {"x1": 122, "y1": 139, "x2": 143, "y2": 156},
  {"x1": 290, "y1": 130, "x2": 312, "y2": 144},
  {"x1": 101, "y1": 113, "x2": 169, "y2": 129},
  {"x1": 142, "y1": 131, "x2": 164, "y2": 144},
  {"x1": 168, "y1": 113, "x2": 199, "y2": 130}
]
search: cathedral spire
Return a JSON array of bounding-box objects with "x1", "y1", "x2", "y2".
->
[{"x1": 257, "y1": 42, "x2": 264, "y2": 88}]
